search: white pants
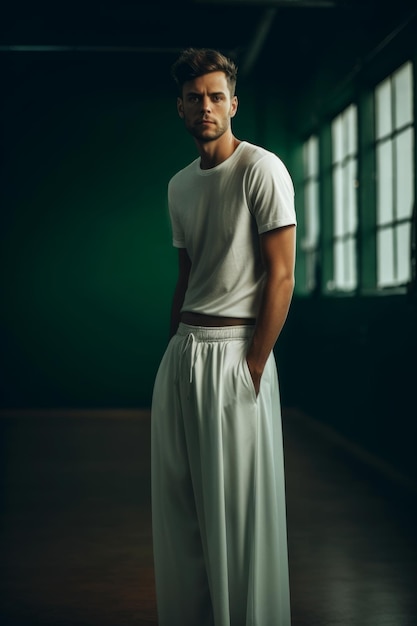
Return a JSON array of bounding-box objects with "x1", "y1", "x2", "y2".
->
[{"x1": 151, "y1": 324, "x2": 291, "y2": 626}]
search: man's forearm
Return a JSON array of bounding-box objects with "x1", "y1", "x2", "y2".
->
[{"x1": 246, "y1": 274, "x2": 295, "y2": 392}]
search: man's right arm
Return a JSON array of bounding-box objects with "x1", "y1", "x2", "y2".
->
[{"x1": 169, "y1": 248, "x2": 192, "y2": 339}]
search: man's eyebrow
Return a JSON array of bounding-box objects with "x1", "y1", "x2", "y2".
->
[{"x1": 184, "y1": 90, "x2": 226, "y2": 97}]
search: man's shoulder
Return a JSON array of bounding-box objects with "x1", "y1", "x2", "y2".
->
[
  {"x1": 240, "y1": 142, "x2": 294, "y2": 202},
  {"x1": 169, "y1": 158, "x2": 199, "y2": 188},
  {"x1": 240, "y1": 141, "x2": 271, "y2": 158},
  {"x1": 237, "y1": 141, "x2": 283, "y2": 170}
]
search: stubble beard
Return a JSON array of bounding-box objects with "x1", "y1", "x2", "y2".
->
[{"x1": 186, "y1": 119, "x2": 228, "y2": 143}]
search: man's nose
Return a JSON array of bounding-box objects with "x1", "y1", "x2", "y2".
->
[{"x1": 201, "y1": 96, "x2": 212, "y2": 112}]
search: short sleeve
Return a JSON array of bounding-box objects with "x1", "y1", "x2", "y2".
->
[{"x1": 247, "y1": 153, "x2": 296, "y2": 234}]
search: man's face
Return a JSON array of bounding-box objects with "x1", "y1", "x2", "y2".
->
[{"x1": 177, "y1": 71, "x2": 238, "y2": 143}]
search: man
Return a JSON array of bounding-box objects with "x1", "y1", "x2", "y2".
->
[{"x1": 151, "y1": 48, "x2": 296, "y2": 626}]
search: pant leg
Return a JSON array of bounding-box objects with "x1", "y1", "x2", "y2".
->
[
  {"x1": 184, "y1": 334, "x2": 291, "y2": 626},
  {"x1": 151, "y1": 328, "x2": 291, "y2": 626},
  {"x1": 247, "y1": 353, "x2": 291, "y2": 626},
  {"x1": 151, "y1": 335, "x2": 214, "y2": 626}
]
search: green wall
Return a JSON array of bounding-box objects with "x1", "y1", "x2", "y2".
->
[
  {"x1": 1, "y1": 54, "x2": 185, "y2": 408},
  {"x1": 0, "y1": 53, "x2": 260, "y2": 408}
]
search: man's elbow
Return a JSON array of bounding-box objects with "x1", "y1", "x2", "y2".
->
[
  {"x1": 269, "y1": 269, "x2": 295, "y2": 291},
  {"x1": 283, "y1": 274, "x2": 295, "y2": 297}
]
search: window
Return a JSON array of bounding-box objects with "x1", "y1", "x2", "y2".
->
[
  {"x1": 375, "y1": 61, "x2": 414, "y2": 288},
  {"x1": 331, "y1": 104, "x2": 358, "y2": 291},
  {"x1": 302, "y1": 136, "x2": 320, "y2": 292}
]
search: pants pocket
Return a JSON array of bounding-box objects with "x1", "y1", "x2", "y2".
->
[{"x1": 241, "y1": 354, "x2": 258, "y2": 403}]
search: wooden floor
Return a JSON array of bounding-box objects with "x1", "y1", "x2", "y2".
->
[{"x1": 0, "y1": 409, "x2": 416, "y2": 626}]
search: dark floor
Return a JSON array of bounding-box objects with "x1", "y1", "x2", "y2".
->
[{"x1": 0, "y1": 408, "x2": 416, "y2": 626}]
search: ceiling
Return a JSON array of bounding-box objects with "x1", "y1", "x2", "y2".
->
[{"x1": 1, "y1": 0, "x2": 416, "y2": 88}]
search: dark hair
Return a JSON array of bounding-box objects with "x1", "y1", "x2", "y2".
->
[{"x1": 171, "y1": 48, "x2": 238, "y2": 96}]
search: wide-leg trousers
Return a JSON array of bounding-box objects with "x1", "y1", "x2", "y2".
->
[{"x1": 151, "y1": 323, "x2": 291, "y2": 626}]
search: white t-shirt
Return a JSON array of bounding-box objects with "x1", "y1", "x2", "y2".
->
[{"x1": 168, "y1": 141, "x2": 296, "y2": 318}]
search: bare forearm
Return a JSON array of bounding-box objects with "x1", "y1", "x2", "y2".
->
[
  {"x1": 246, "y1": 225, "x2": 296, "y2": 394},
  {"x1": 246, "y1": 275, "x2": 294, "y2": 379}
]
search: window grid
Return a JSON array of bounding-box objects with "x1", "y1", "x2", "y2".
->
[
  {"x1": 375, "y1": 61, "x2": 414, "y2": 288},
  {"x1": 331, "y1": 104, "x2": 358, "y2": 291}
]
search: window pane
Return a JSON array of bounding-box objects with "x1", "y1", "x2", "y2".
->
[
  {"x1": 311, "y1": 180, "x2": 319, "y2": 243},
  {"x1": 302, "y1": 141, "x2": 310, "y2": 174},
  {"x1": 396, "y1": 222, "x2": 411, "y2": 284},
  {"x1": 394, "y1": 62, "x2": 413, "y2": 129},
  {"x1": 305, "y1": 180, "x2": 319, "y2": 245},
  {"x1": 310, "y1": 137, "x2": 319, "y2": 177},
  {"x1": 346, "y1": 236, "x2": 357, "y2": 289},
  {"x1": 334, "y1": 239, "x2": 356, "y2": 290},
  {"x1": 302, "y1": 135, "x2": 320, "y2": 293},
  {"x1": 346, "y1": 105, "x2": 357, "y2": 155},
  {"x1": 376, "y1": 141, "x2": 393, "y2": 225},
  {"x1": 334, "y1": 239, "x2": 344, "y2": 287},
  {"x1": 333, "y1": 164, "x2": 344, "y2": 236},
  {"x1": 375, "y1": 77, "x2": 392, "y2": 140},
  {"x1": 306, "y1": 250, "x2": 317, "y2": 291},
  {"x1": 346, "y1": 158, "x2": 357, "y2": 234},
  {"x1": 309, "y1": 136, "x2": 319, "y2": 177},
  {"x1": 395, "y1": 128, "x2": 414, "y2": 220},
  {"x1": 332, "y1": 116, "x2": 343, "y2": 163},
  {"x1": 331, "y1": 106, "x2": 358, "y2": 291},
  {"x1": 377, "y1": 227, "x2": 394, "y2": 286},
  {"x1": 305, "y1": 183, "x2": 315, "y2": 246},
  {"x1": 304, "y1": 136, "x2": 319, "y2": 180}
]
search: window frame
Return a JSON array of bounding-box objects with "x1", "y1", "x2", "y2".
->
[{"x1": 374, "y1": 61, "x2": 415, "y2": 290}]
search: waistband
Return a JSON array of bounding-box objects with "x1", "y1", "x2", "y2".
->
[{"x1": 177, "y1": 322, "x2": 254, "y2": 342}]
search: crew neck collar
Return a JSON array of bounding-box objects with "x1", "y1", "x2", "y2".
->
[{"x1": 195, "y1": 141, "x2": 246, "y2": 176}]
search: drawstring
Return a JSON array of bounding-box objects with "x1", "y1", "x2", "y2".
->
[{"x1": 182, "y1": 332, "x2": 197, "y2": 383}]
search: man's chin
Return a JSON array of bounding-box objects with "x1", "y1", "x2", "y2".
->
[
  {"x1": 189, "y1": 128, "x2": 222, "y2": 142},
  {"x1": 195, "y1": 135, "x2": 218, "y2": 143}
]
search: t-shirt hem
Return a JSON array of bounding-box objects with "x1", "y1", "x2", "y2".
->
[{"x1": 258, "y1": 219, "x2": 297, "y2": 234}]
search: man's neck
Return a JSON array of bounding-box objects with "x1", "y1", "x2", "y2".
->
[{"x1": 196, "y1": 133, "x2": 240, "y2": 170}]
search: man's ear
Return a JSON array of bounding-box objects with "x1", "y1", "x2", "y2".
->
[
  {"x1": 177, "y1": 97, "x2": 184, "y2": 119},
  {"x1": 230, "y1": 95, "x2": 238, "y2": 118}
]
